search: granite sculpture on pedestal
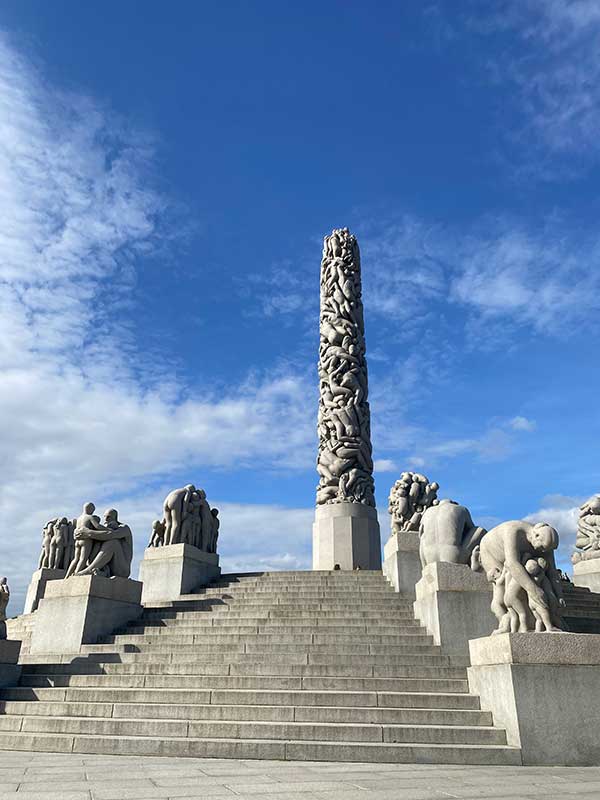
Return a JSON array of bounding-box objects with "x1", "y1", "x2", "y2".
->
[
  {"x1": 480, "y1": 520, "x2": 565, "y2": 633},
  {"x1": 65, "y1": 503, "x2": 134, "y2": 579},
  {"x1": 140, "y1": 484, "x2": 221, "y2": 604},
  {"x1": 572, "y1": 494, "x2": 600, "y2": 563},
  {"x1": 412, "y1": 499, "x2": 493, "y2": 656},
  {"x1": 149, "y1": 484, "x2": 219, "y2": 552},
  {"x1": 313, "y1": 227, "x2": 381, "y2": 570},
  {"x1": 419, "y1": 499, "x2": 486, "y2": 569},
  {"x1": 389, "y1": 472, "x2": 439, "y2": 534}
]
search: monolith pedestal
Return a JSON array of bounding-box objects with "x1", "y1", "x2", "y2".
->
[
  {"x1": 29, "y1": 575, "x2": 142, "y2": 655},
  {"x1": 313, "y1": 228, "x2": 381, "y2": 570},
  {"x1": 313, "y1": 503, "x2": 381, "y2": 571},
  {"x1": 139, "y1": 543, "x2": 221, "y2": 605},
  {"x1": 572, "y1": 559, "x2": 600, "y2": 593}
]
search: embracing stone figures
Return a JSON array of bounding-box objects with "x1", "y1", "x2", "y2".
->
[
  {"x1": 149, "y1": 484, "x2": 219, "y2": 553},
  {"x1": 313, "y1": 228, "x2": 381, "y2": 570},
  {"x1": 65, "y1": 503, "x2": 134, "y2": 579}
]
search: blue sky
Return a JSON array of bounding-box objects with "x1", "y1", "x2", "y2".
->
[{"x1": 1, "y1": 1, "x2": 600, "y2": 612}]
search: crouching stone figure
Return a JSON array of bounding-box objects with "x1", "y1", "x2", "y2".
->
[{"x1": 419, "y1": 499, "x2": 486, "y2": 569}]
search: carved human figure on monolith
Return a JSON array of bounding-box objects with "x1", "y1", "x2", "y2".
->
[
  {"x1": 419, "y1": 499, "x2": 486, "y2": 569},
  {"x1": 572, "y1": 494, "x2": 600, "y2": 564},
  {"x1": 480, "y1": 520, "x2": 565, "y2": 633}
]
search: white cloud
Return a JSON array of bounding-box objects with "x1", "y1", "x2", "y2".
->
[
  {"x1": 525, "y1": 494, "x2": 582, "y2": 570},
  {"x1": 508, "y1": 416, "x2": 536, "y2": 432},
  {"x1": 462, "y1": 0, "x2": 600, "y2": 168},
  {"x1": 373, "y1": 459, "x2": 399, "y2": 473}
]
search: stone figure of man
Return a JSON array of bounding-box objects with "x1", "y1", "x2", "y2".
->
[
  {"x1": 0, "y1": 577, "x2": 9, "y2": 623},
  {"x1": 66, "y1": 502, "x2": 111, "y2": 578}
]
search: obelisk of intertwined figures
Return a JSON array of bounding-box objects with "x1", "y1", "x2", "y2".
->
[{"x1": 313, "y1": 227, "x2": 381, "y2": 570}]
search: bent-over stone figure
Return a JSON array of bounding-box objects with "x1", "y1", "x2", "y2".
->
[
  {"x1": 389, "y1": 472, "x2": 439, "y2": 534},
  {"x1": 480, "y1": 520, "x2": 565, "y2": 633},
  {"x1": 419, "y1": 499, "x2": 486, "y2": 569},
  {"x1": 572, "y1": 494, "x2": 600, "y2": 564},
  {"x1": 151, "y1": 485, "x2": 220, "y2": 553}
]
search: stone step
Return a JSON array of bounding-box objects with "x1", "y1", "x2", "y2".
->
[
  {"x1": 0, "y1": 714, "x2": 508, "y2": 745},
  {"x1": 21, "y1": 651, "x2": 453, "y2": 668},
  {"x1": 82, "y1": 642, "x2": 442, "y2": 656},
  {"x1": 18, "y1": 673, "x2": 469, "y2": 693},
  {"x1": 121, "y1": 623, "x2": 425, "y2": 637},
  {"x1": 0, "y1": 700, "x2": 492, "y2": 726},
  {"x1": 21, "y1": 662, "x2": 466, "y2": 679},
  {"x1": 134, "y1": 618, "x2": 421, "y2": 630},
  {"x1": 104, "y1": 631, "x2": 433, "y2": 645},
  {"x1": 142, "y1": 608, "x2": 416, "y2": 620},
  {"x1": 0, "y1": 730, "x2": 522, "y2": 764},
  {"x1": 0, "y1": 686, "x2": 480, "y2": 709}
]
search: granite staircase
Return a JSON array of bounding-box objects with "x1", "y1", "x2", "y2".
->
[{"x1": 0, "y1": 571, "x2": 521, "y2": 764}]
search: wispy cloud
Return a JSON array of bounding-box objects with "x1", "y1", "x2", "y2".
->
[
  {"x1": 0, "y1": 32, "x2": 319, "y2": 611},
  {"x1": 525, "y1": 493, "x2": 582, "y2": 569}
]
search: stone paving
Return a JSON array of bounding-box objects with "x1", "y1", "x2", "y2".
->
[{"x1": 0, "y1": 752, "x2": 599, "y2": 800}]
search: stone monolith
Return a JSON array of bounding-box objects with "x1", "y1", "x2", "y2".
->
[{"x1": 313, "y1": 228, "x2": 381, "y2": 570}]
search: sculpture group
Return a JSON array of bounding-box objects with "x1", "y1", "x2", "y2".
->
[
  {"x1": 316, "y1": 228, "x2": 375, "y2": 508},
  {"x1": 572, "y1": 494, "x2": 600, "y2": 563},
  {"x1": 391, "y1": 469, "x2": 567, "y2": 634},
  {"x1": 389, "y1": 471, "x2": 439, "y2": 534},
  {"x1": 149, "y1": 484, "x2": 219, "y2": 553}
]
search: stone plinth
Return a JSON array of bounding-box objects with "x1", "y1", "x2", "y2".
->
[
  {"x1": 382, "y1": 532, "x2": 421, "y2": 596},
  {"x1": 24, "y1": 568, "x2": 66, "y2": 615},
  {"x1": 414, "y1": 562, "x2": 495, "y2": 661},
  {"x1": 468, "y1": 632, "x2": 600, "y2": 765},
  {"x1": 139, "y1": 544, "x2": 221, "y2": 605},
  {"x1": 572, "y1": 559, "x2": 600, "y2": 593},
  {"x1": 0, "y1": 639, "x2": 21, "y2": 688},
  {"x1": 29, "y1": 575, "x2": 142, "y2": 656},
  {"x1": 313, "y1": 502, "x2": 381, "y2": 571}
]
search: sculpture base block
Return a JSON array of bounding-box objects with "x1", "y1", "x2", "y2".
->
[
  {"x1": 414, "y1": 562, "x2": 495, "y2": 661},
  {"x1": 468, "y1": 632, "x2": 600, "y2": 765},
  {"x1": 572, "y1": 559, "x2": 600, "y2": 593},
  {"x1": 312, "y1": 502, "x2": 381, "y2": 571},
  {"x1": 24, "y1": 568, "x2": 66, "y2": 615},
  {"x1": 29, "y1": 575, "x2": 143, "y2": 656},
  {"x1": 139, "y1": 544, "x2": 221, "y2": 605},
  {"x1": 0, "y1": 640, "x2": 21, "y2": 688},
  {"x1": 383, "y1": 532, "x2": 421, "y2": 596}
]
